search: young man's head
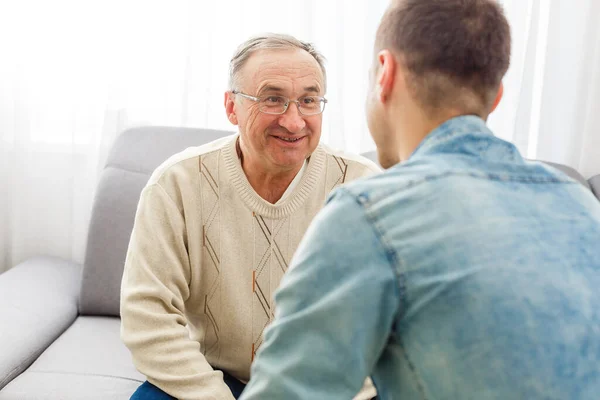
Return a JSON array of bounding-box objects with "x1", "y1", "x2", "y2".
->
[{"x1": 366, "y1": 0, "x2": 511, "y2": 168}]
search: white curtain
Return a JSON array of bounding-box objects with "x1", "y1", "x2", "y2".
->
[
  {"x1": 489, "y1": 0, "x2": 600, "y2": 179},
  {"x1": 1, "y1": 0, "x2": 599, "y2": 273}
]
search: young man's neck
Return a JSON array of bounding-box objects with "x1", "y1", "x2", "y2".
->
[{"x1": 395, "y1": 107, "x2": 465, "y2": 161}]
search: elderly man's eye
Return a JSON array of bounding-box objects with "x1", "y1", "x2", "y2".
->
[
  {"x1": 301, "y1": 97, "x2": 316, "y2": 104},
  {"x1": 264, "y1": 96, "x2": 284, "y2": 104}
]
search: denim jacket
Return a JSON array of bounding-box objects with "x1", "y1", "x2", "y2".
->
[{"x1": 241, "y1": 116, "x2": 600, "y2": 400}]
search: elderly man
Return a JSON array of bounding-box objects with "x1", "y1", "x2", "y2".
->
[
  {"x1": 242, "y1": 1, "x2": 600, "y2": 399},
  {"x1": 120, "y1": 34, "x2": 379, "y2": 400}
]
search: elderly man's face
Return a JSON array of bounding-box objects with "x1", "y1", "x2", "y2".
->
[{"x1": 229, "y1": 49, "x2": 325, "y2": 171}]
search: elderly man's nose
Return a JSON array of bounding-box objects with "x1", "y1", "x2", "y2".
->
[{"x1": 279, "y1": 102, "x2": 306, "y2": 133}]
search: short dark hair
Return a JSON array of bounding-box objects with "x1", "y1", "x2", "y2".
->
[{"x1": 376, "y1": 0, "x2": 511, "y2": 116}]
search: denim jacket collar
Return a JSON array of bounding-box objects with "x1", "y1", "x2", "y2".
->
[{"x1": 408, "y1": 115, "x2": 524, "y2": 164}]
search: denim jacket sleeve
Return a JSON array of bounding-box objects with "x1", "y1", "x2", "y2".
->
[{"x1": 241, "y1": 188, "x2": 401, "y2": 400}]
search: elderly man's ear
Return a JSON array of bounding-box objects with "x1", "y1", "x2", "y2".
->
[{"x1": 224, "y1": 92, "x2": 239, "y2": 125}]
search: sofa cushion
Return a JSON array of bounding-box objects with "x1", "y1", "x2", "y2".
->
[
  {"x1": 0, "y1": 257, "x2": 80, "y2": 390},
  {"x1": 0, "y1": 316, "x2": 144, "y2": 400},
  {"x1": 79, "y1": 127, "x2": 232, "y2": 316},
  {"x1": 78, "y1": 167, "x2": 151, "y2": 316}
]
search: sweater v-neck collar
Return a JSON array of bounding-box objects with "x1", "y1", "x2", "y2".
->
[{"x1": 222, "y1": 135, "x2": 326, "y2": 219}]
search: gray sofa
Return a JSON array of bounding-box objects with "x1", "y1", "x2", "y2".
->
[
  {"x1": 0, "y1": 127, "x2": 231, "y2": 399},
  {"x1": 1, "y1": 127, "x2": 599, "y2": 399}
]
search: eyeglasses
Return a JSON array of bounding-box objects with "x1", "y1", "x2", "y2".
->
[{"x1": 231, "y1": 90, "x2": 328, "y2": 116}]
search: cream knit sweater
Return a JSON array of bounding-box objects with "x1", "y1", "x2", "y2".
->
[{"x1": 121, "y1": 134, "x2": 380, "y2": 400}]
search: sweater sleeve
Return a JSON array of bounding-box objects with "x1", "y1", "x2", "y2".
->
[
  {"x1": 349, "y1": 158, "x2": 382, "y2": 183},
  {"x1": 359, "y1": 160, "x2": 383, "y2": 177},
  {"x1": 120, "y1": 183, "x2": 235, "y2": 400}
]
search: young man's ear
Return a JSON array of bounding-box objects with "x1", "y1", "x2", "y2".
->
[
  {"x1": 224, "y1": 91, "x2": 239, "y2": 125},
  {"x1": 376, "y1": 50, "x2": 398, "y2": 104},
  {"x1": 490, "y1": 82, "x2": 504, "y2": 114}
]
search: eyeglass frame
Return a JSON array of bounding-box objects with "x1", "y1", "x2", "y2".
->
[{"x1": 231, "y1": 90, "x2": 328, "y2": 116}]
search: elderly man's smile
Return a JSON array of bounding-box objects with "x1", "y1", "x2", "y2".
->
[{"x1": 271, "y1": 135, "x2": 306, "y2": 145}]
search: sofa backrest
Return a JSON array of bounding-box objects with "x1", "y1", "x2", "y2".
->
[
  {"x1": 540, "y1": 160, "x2": 591, "y2": 190},
  {"x1": 80, "y1": 134, "x2": 596, "y2": 317},
  {"x1": 79, "y1": 127, "x2": 232, "y2": 316},
  {"x1": 361, "y1": 150, "x2": 593, "y2": 191}
]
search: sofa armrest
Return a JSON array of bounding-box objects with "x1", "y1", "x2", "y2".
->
[
  {"x1": 0, "y1": 256, "x2": 82, "y2": 390},
  {"x1": 589, "y1": 174, "x2": 600, "y2": 201}
]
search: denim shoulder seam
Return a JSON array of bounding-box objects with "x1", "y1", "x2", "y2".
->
[
  {"x1": 343, "y1": 188, "x2": 431, "y2": 397},
  {"x1": 398, "y1": 335, "x2": 429, "y2": 400},
  {"x1": 366, "y1": 169, "x2": 578, "y2": 204},
  {"x1": 405, "y1": 169, "x2": 573, "y2": 188},
  {"x1": 340, "y1": 188, "x2": 408, "y2": 320}
]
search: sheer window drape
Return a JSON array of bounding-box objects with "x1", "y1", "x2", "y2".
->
[{"x1": 1, "y1": 0, "x2": 598, "y2": 272}]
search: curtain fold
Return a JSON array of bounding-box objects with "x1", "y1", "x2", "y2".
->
[{"x1": 0, "y1": 0, "x2": 598, "y2": 272}]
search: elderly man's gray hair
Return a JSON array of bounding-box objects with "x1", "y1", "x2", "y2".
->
[{"x1": 229, "y1": 33, "x2": 327, "y2": 92}]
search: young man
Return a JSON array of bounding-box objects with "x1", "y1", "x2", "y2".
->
[{"x1": 242, "y1": 1, "x2": 600, "y2": 399}]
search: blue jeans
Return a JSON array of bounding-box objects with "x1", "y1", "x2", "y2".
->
[{"x1": 131, "y1": 371, "x2": 246, "y2": 399}]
